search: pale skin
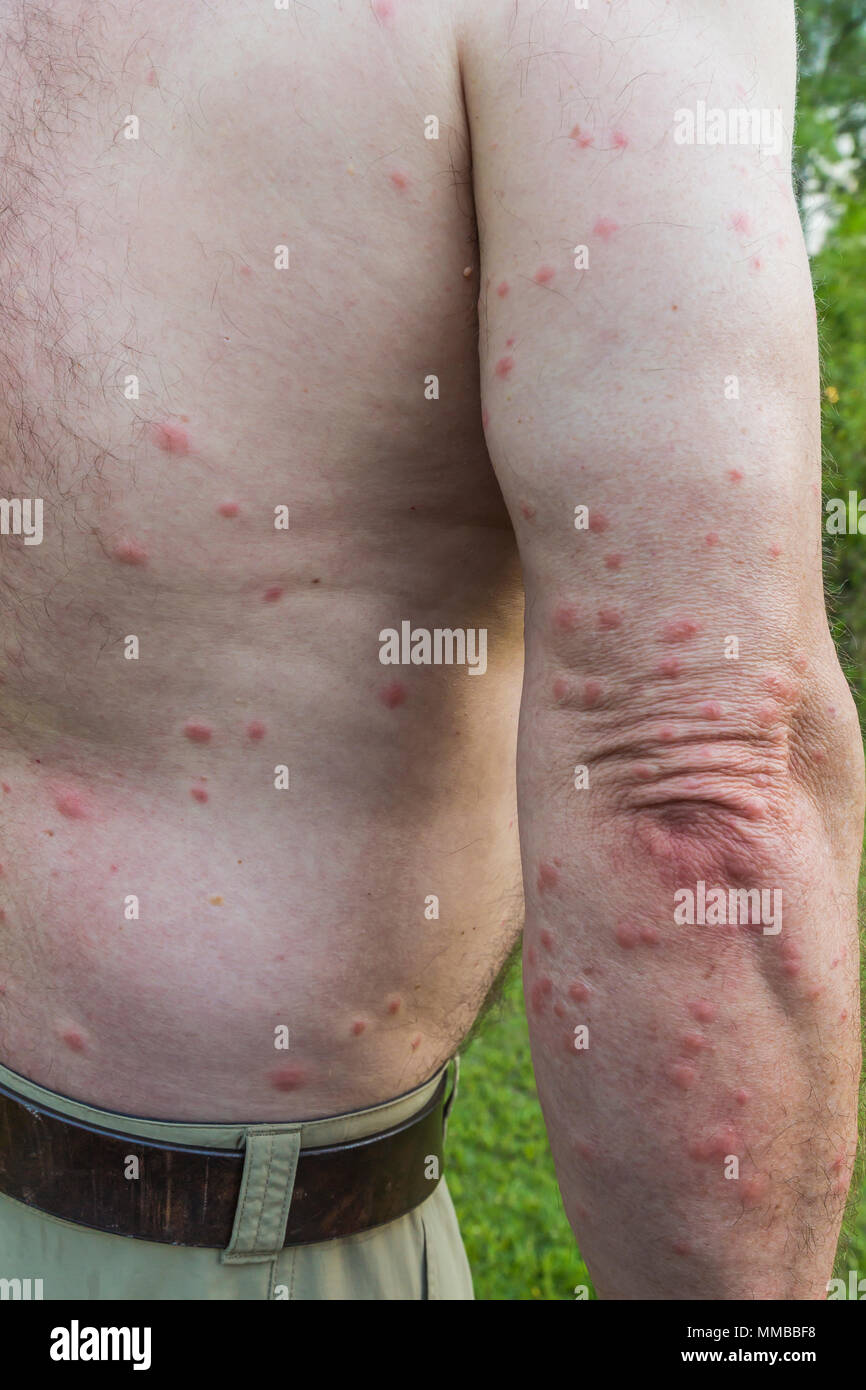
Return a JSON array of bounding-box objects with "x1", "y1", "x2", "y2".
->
[{"x1": 0, "y1": 0, "x2": 860, "y2": 1300}]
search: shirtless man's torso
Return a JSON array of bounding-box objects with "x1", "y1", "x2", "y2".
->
[{"x1": 0, "y1": 0, "x2": 524, "y2": 1121}]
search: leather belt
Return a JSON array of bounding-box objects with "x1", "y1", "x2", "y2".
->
[{"x1": 0, "y1": 1072, "x2": 449, "y2": 1248}]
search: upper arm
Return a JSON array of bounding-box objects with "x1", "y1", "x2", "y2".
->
[
  {"x1": 458, "y1": 0, "x2": 865, "y2": 851},
  {"x1": 460, "y1": 0, "x2": 824, "y2": 655}
]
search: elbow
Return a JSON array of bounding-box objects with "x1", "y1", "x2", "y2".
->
[{"x1": 551, "y1": 650, "x2": 863, "y2": 880}]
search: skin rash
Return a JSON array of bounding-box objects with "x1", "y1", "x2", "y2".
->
[{"x1": 0, "y1": 0, "x2": 858, "y2": 1304}]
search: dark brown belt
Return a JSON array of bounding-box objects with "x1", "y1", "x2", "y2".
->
[{"x1": 0, "y1": 1070, "x2": 450, "y2": 1248}]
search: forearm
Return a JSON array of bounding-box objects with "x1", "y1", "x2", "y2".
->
[{"x1": 520, "y1": 643, "x2": 863, "y2": 1300}]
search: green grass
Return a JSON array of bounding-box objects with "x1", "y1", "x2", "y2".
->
[{"x1": 447, "y1": 956, "x2": 866, "y2": 1300}]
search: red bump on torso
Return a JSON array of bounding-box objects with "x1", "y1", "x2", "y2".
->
[
  {"x1": 688, "y1": 999, "x2": 716, "y2": 1024},
  {"x1": 150, "y1": 422, "x2": 191, "y2": 456},
  {"x1": 379, "y1": 681, "x2": 407, "y2": 709},
  {"x1": 593, "y1": 217, "x2": 619, "y2": 240},
  {"x1": 184, "y1": 722, "x2": 213, "y2": 743},
  {"x1": 112, "y1": 540, "x2": 148, "y2": 566},
  {"x1": 269, "y1": 1065, "x2": 306, "y2": 1092},
  {"x1": 671, "y1": 1064, "x2": 697, "y2": 1090}
]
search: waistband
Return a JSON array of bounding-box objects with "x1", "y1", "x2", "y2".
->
[
  {"x1": 0, "y1": 1057, "x2": 452, "y2": 1151},
  {"x1": 0, "y1": 1058, "x2": 458, "y2": 1251}
]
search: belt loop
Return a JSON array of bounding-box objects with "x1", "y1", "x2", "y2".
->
[
  {"x1": 221, "y1": 1125, "x2": 302, "y2": 1264},
  {"x1": 442, "y1": 1055, "x2": 460, "y2": 1141}
]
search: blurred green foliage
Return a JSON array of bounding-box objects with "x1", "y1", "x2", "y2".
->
[
  {"x1": 798, "y1": 0, "x2": 866, "y2": 674},
  {"x1": 797, "y1": 1, "x2": 866, "y2": 206}
]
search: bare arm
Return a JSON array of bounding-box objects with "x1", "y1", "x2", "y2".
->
[{"x1": 462, "y1": 0, "x2": 863, "y2": 1299}]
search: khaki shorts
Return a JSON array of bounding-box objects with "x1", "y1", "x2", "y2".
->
[{"x1": 0, "y1": 1059, "x2": 473, "y2": 1301}]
